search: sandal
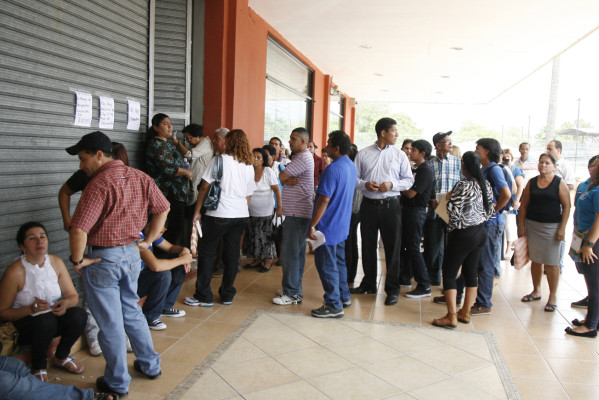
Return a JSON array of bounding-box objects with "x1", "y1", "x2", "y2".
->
[
  {"x1": 94, "y1": 394, "x2": 120, "y2": 400},
  {"x1": 521, "y1": 294, "x2": 542, "y2": 302},
  {"x1": 32, "y1": 369, "x2": 48, "y2": 382},
  {"x1": 53, "y1": 356, "x2": 85, "y2": 374},
  {"x1": 544, "y1": 303, "x2": 557, "y2": 312}
]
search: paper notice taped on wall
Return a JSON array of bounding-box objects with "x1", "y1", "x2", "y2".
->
[
  {"x1": 99, "y1": 96, "x2": 114, "y2": 129},
  {"x1": 127, "y1": 100, "x2": 141, "y2": 131},
  {"x1": 74, "y1": 91, "x2": 92, "y2": 127}
]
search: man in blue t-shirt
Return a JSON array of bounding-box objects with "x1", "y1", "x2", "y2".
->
[{"x1": 308, "y1": 131, "x2": 358, "y2": 318}]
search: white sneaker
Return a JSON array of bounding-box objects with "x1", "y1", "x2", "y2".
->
[
  {"x1": 161, "y1": 308, "x2": 186, "y2": 318},
  {"x1": 273, "y1": 294, "x2": 302, "y2": 305},
  {"x1": 148, "y1": 319, "x2": 167, "y2": 330},
  {"x1": 89, "y1": 341, "x2": 102, "y2": 356},
  {"x1": 184, "y1": 296, "x2": 213, "y2": 307},
  {"x1": 125, "y1": 336, "x2": 133, "y2": 353}
]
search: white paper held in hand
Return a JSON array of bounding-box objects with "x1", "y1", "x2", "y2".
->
[
  {"x1": 306, "y1": 230, "x2": 326, "y2": 250},
  {"x1": 195, "y1": 220, "x2": 202, "y2": 238}
]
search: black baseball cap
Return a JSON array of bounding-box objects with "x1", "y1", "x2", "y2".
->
[
  {"x1": 432, "y1": 131, "x2": 452, "y2": 145},
  {"x1": 66, "y1": 131, "x2": 112, "y2": 155}
]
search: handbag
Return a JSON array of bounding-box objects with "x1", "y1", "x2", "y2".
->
[
  {"x1": 0, "y1": 321, "x2": 19, "y2": 356},
  {"x1": 203, "y1": 155, "x2": 223, "y2": 211},
  {"x1": 513, "y1": 236, "x2": 529, "y2": 270}
]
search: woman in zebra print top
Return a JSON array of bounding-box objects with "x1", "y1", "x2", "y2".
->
[{"x1": 433, "y1": 151, "x2": 494, "y2": 329}]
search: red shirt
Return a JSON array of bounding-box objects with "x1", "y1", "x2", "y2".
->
[
  {"x1": 313, "y1": 154, "x2": 325, "y2": 186},
  {"x1": 71, "y1": 160, "x2": 170, "y2": 246}
]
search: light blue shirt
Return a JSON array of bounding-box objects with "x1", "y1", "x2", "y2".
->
[{"x1": 355, "y1": 142, "x2": 414, "y2": 199}]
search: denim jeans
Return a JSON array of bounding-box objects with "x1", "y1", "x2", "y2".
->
[
  {"x1": 194, "y1": 216, "x2": 248, "y2": 302},
  {"x1": 281, "y1": 216, "x2": 311, "y2": 297},
  {"x1": 85, "y1": 243, "x2": 161, "y2": 393},
  {"x1": 138, "y1": 268, "x2": 171, "y2": 322},
  {"x1": 400, "y1": 207, "x2": 430, "y2": 289},
  {"x1": 423, "y1": 217, "x2": 447, "y2": 285},
  {"x1": 0, "y1": 356, "x2": 94, "y2": 400},
  {"x1": 475, "y1": 221, "x2": 504, "y2": 307},
  {"x1": 577, "y1": 242, "x2": 599, "y2": 329},
  {"x1": 314, "y1": 241, "x2": 351, "y2": 310},
  {"x1": 492, "y1": 219, "x2": 506, "y2": 278},
  {"x1": 164, "y1": 265, "x2": 186, "y2": 309}
]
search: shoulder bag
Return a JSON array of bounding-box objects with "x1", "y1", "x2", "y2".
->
[{"x1": 203, "y1": 155, "x2": 223, "y2": 210}]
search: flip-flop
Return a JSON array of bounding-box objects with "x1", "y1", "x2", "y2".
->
[
  {"x1": 53, "y1": 356, "x2": 84, "y2": 374},
  {"x1": 544, "y1": 303, "x2": 557, "y2": 312},
  {"x1": 521, "y1": 294, "x2": 542, "y2": 302},
  {"x1": 32, "y1": 369, "x2": 48, "y2": 382}
]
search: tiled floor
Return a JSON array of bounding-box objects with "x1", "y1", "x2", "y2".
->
[{"x1": 49, "y1": 248, "x2": 599, "y2": 400}]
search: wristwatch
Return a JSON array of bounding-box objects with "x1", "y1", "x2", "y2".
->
[
  {"x1": 310, "y1": 226, "x2": 316, "y2": 230},
  {"x1": 69, "y1": 255, "x2": 83, "y2": 265}
]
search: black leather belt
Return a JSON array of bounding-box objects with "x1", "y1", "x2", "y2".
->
[{"x1": 362, "y1": 196, "x2": 398, "y2": 205}]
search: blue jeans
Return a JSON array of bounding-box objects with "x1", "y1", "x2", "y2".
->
[
  {"x1": 577, "y1": 242, "x2": 599, "y2": 329},
  {"x1": 400, "y1": 207, "x2": 430, "y2": 289},
  {"x1": 194, "y1": 216, "x2": 248, "y2": 302},
  {"x1": 476, "y1": 221, "x2": 504, "y2": 307},
  {"x1": 138, "y1": 268, "x2": 170, "y2": 322},
  {"x1": 164, "y1": 265, "x2": 186, "y2": 309},
  {"x1": 314, "y1": 241, "x2": 351, "y2": 310},
  {"x1": 85, "y1": 243, "x2": 161, "y2": 393},
  {"x1": 0, "y1": 356, "x2": 94, "y2": 400},
  {"x1": 281, "y1": 216, "x2": 310, "y2": 297}
]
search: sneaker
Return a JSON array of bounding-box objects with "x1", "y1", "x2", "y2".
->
[
  {"x1": 222, "y1": 300, "x2": 233, "y2": 305},
  {"x1": 571, "y1": 297, "x2": 589, "y2": 309},
  {"x1": 148, "y1": 319, "x2": 166, "y2": 330},
  {"x1": 276, "y1": 289, "x2": 303, "y2": 300},
  {"x1": 184, "y1": 296, "x2": 213, "y2": 307},
  {"x1": 89, "y1": 341, "x2": 102, "y2": 356},
  {"x1": 311, "y1": 304, "x2": 344, "y2": 318},
  {"x1": 405, "y1": 287, "x2": 432, "y2": 298},
  {"x1": 342, "y1": 299, "x2": 352, "y2": 308},
  {"x1": 470, "y1": 304, "x2": 492, "y2": 315},
  {"x1": 161, "y1": 308, "x2": 186, "y2": 318},
  {"x1": 273, "y1": 294, "x2": 302, "y2": 305}
]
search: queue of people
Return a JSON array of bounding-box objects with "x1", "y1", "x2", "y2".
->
[{"x1": 0, "y1": 114, "x2": 596, "y2": 400}]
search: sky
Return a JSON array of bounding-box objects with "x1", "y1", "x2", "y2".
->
[{"x1": 387, "y1": 28, "x2": 599, "y2": 146}]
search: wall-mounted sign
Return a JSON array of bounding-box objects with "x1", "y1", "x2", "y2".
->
[
  {"x1": 127, "y1": 100, "x2": 140, "y2": 131},
  {"x1": 74, "y1": 91, "x2": 92, "y2": 127},
  {"x1": 99, "y1": 96, "x2": 114, "y2": 129}
]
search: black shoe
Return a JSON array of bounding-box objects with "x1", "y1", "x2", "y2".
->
[
  {"x1": 384, "y1": 294, "x2": 398, "y2": 306},
  {"x1": 572, "y1": 319, "x2": 585, "y2": 327},
  {"x1": 311, "y1": 304, "x2": 344, "y2": 318},
  {"x1": 96, "y1": 377, "x2": 128, "y2": 399},
  {"x1": 133, "y1": 360, "x2": 162, "y2": 380},
  {"x1": 565, "y1": 327, "x2": 597, "y2": 338},
  {"x1": 349, "y1": 286, "x2": 376, "y2": 295},
  {"x1": 571, "y1": 297, "x2": 589, "y2": 309},
  {"x1": 405, "y1": 287, "x2": 432, "y2": 298}
]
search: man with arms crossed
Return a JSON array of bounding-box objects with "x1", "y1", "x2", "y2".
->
[
  {"x1": 67, "y1": 131, "x2": 169, "y2": 398},
  {"x1": 273, "y1": 128, "x2": 314, "y2": 305},
  {"x1": 308, "y1": 131, "x2": 357, "y2": 318},
  {"x1": 351, "y1": 118, "x2": 414, "y2": 306}
]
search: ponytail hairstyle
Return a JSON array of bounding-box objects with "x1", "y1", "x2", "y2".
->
[
  {"x1": 145, "y1": 113, "x2": 170, "y2": 143},
  {"x1": 462, "y1": 151, "x2": 491, "y2": 213}
]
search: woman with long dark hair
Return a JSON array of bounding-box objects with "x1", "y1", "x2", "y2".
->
[
  {"x1": 145, "y1": 113, "x2": 192, "y2": 246},
  {"x1": 185, "y1": 129, "x2": 256, "y2": 306},
  {"x1": 433, "y1": 151, "x2": 493, "y2": 328}
]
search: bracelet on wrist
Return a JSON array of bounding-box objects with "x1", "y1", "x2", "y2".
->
[
  {"x1": 69, "y1": 255, "x2": 83, "y2": 265},
  {"x1": 583, "y1": 240, "x2": 595, "y2": 248}
]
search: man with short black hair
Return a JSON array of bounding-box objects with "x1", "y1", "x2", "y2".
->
[
  {"x1": 469, "y1": 138, "x2": 511, "y2": 315},
  {"x1": 269, "y1": 136, "x2": 291, "y2": 166},
  {"x1": 351, "y1": 117, "x2": 414, "y2": 306},
  {"x1": 400, "y1": 139, "x2": 434, "y2": 298},
  {"x1": 425, "y1": 131, "x2": 461, "y2": 288},
  {"x1": 273, "y1": 127, "x2": 314, "y2": 305},
  {"x1": 67, "y1": 131, "x2": 169, "y2": 397},
  {"x1": 514, "y1": 142, "x2": 538, "y2": 181},
  {"x1": 308, "y1": 131, "x2": 357, "y2": 318}
]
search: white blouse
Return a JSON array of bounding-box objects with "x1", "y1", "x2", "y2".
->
[{"x1": 13, "y1": 254, "x2": 62, "y2": 310}]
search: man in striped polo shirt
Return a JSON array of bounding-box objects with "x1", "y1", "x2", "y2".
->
[{"x1": 273, "y1": 127, "x2": 314, "y2": 305}]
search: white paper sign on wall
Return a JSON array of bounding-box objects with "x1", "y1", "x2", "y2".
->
[
  {"x1": 74, "y1": 92, "x2": 92, "y2": 127},
  {"x1": 127, "y1": 100, "x2": 141, "y2": 131}
]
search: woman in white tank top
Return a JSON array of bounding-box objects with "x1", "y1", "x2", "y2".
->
[{"x1": 0, "y1": 222, "x2": 87, "y2": 382}]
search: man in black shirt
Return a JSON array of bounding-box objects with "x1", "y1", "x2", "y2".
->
[{"x1": 400, "y1": 139, "x2": 434, "y2": 298}]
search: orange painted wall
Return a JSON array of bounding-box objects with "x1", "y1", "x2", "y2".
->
[{"x1": 203, "y1": 0, "x2": 351, "y2": 149}]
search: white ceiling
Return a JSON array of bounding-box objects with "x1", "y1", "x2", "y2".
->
[{"x1": 249, "y1": 0, "x2": 599, "y2": 104}]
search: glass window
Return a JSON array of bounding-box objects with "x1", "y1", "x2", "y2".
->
[
  {"x1": 265, "y1": 38, "x2": 313, "y2": 144},
  {"x1": 328, "y1": 89, "x2": 344, "y2": 132}
]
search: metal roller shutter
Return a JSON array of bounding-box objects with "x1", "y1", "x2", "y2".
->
[{"x1": 0, "y1": 0, "x2": 150, "y2": 286}]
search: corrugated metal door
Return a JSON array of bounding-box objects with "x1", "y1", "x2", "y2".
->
[
  {"x1": 0, "y1": 0, "x2": 150, "y2": 281},
  {"x1": 151, "y1": 0, "x2": 191, "y2": 135}
]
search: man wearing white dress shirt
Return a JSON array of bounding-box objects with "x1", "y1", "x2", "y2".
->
[{"x1": 350, "y1": 117, "x2": 414, "y2": 306}]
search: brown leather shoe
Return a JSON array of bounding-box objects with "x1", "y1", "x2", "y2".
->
[
  {"x1": 457, "y1": 308, "x2": 471, "y2": 324},
  {"x1": 432, "y1": 313, "x2": 457, "y2": 329}
]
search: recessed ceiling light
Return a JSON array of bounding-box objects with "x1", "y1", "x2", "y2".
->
[
  {"x1": 450, "y1": 47, "x2": 463, "y2": 51},
  {"x1": 373, "y1": 73, "x2": 383, "y2": 77},
  {"x1": 359, "y1": 44, "x2": 372, "y2": 49},
  {"x1": 440, "y1": 75, "x2": 450, "y2": 79}
]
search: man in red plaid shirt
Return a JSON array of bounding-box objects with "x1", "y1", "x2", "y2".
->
[{"x1": 67, "y1": 131, "x2": 170, "y2": 398}]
